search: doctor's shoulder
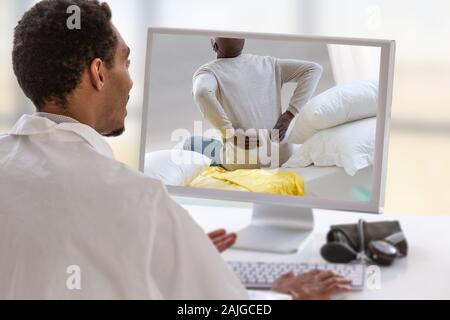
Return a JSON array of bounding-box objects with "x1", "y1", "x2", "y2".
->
[
  {"x1": 0, "y1": 133, "x2": 14, "y2": 152},
  {"x1": 107, "y1": 159, "x2": 171, "y2": 200}
]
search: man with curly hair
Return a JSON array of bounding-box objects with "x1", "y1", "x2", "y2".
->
[{"x1": 0, "y1": 0, "x2": 351, "y2": 300}]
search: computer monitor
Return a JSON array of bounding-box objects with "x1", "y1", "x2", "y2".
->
[{"x1": 139, "y1": 27, "x2": 395, "y2": 254}]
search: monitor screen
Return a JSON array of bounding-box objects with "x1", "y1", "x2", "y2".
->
[{"x1": 140, "y1": 28, "x2": 394, "y2": 213}]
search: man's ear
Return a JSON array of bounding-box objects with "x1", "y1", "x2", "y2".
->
[
  {"x1": 89, "y1": 58, "x2": 105, "y2": 91},
  {"x1": 212, "y1": 41, "x2": 219, "y2": 53}
]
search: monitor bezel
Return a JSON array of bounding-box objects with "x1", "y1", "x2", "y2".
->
[{"x1": 139, "y1": 27, "x2": 396, "y2": 214}]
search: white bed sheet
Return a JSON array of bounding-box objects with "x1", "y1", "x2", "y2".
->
[{"x1": 280, "y1": 165, "x2": 373, "y2": 201}]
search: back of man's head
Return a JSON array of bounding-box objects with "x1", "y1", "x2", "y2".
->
[
  {"x1": 12, "y1": 0, "x2": 117, "y2": 110},
  {"x1": 213, "y1": 37, "x2": 246, "y2": 58}
]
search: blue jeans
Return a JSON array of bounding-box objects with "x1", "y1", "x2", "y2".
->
[{"x1": 183, "y1": 136, "x2": 223, "y2": 166}]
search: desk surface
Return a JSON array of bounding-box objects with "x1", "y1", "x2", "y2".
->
[{"x1": 183, "y1": 204, "x2": 450, "y2": 300}]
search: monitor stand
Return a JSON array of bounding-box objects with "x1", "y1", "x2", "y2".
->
[{"x1": 233, "y1": 204, "x2": 314, "y2": 254}]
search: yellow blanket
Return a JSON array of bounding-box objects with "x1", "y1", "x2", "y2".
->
[{"x1": 189, "y1": 167, "x2": 304, "y2": 196}]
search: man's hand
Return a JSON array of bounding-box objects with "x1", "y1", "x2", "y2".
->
[
  {"x1": 272, "y1": 111, "x2": 295, "y2": 143},
  {"x1": 272, "y1": 270, "x2": 352, "y2": 300},
  {"x1": 208, "y1": 229, "x2": 237, "y2": 253}
]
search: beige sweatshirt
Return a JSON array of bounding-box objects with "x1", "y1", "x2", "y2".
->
[{"x1": 192, "y1": 53, "x2": 323, "y2": 168}]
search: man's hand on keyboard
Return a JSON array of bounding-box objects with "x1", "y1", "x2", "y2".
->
[
  {"x1": 271, "y1": 270, "x2": 352, "y2": 300},
  {"x1": 208, "y1": 229, "x2": 237, "y2": 253}
]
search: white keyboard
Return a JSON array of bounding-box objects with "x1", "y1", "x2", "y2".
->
[{"x1": 228, "y1": 261, "x2": 365, "y2": 291}]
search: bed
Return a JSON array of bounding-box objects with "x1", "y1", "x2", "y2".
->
[
  {"x1": 279, "y1": 165, "x2": 373, "y2": 201},
  {"x1": 144, "y1": 149, "x2": 374, "y2": 202}
]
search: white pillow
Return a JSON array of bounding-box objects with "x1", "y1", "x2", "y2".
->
[
  {"x1": 283, "y1": 117, "x2": 376, "y2": 176},
  {"x1": 288, "y1": 80, "x2": 378, "y2": 144},
  {"x1": 144, "y1": 150, "x2": 211, "y2": 186}
]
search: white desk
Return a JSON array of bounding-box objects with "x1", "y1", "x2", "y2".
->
[{"x1": 183, "y1": 204, "x2": 450, "y2": 300}]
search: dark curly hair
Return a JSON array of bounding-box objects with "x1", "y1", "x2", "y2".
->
[{"x1": 12, "y1": 0, "x2": 118, "y2": 109}]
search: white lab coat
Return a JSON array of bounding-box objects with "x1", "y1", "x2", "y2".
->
[{"x1": 0, "y1": 115, "x2": 248, "y2": 300}]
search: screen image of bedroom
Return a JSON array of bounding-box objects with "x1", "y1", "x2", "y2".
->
[{"x1": 144, "y1": 34, "x2": 381, "y2": 203}]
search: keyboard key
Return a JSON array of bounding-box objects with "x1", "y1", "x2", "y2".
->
[{"x1": 228, "y1": 261, "x2": 365, "y2": 291}]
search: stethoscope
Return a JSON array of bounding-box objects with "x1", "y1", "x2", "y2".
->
[{"x1": 357, "y1": 219, "x2": 404, "y2": 266}]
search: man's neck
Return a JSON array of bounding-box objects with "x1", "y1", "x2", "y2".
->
[
  {"x1": 217, "y1": 52, "x2": 243, "y2": 59},
  {"x1": 34, "y1": 111, "x2": 79, "y2": 124},
  {"x1": 39, "y1": 103, "x2": 97, "y2": 129}
]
